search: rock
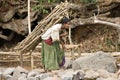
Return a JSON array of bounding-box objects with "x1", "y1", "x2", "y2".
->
[
  {"x1": 43, "y1": 76, "x2": 61, "y2": 80},
  {"x1": 64, "y1": 59, "x2": 73, "y2": 69},
  {"x1": 97, "y1": 77, "x2": 104, "y2": 80},
  {"x1": 72, "y1": 51, "x2": 117, "y2": 73},
  {"x1": 27, "y1": 70, "x2": 41, "y2": 77},
  {"x1": 96, "y1": 69, "x2": 113, "y2": 78},
  {"x1": 3, "y1": 75, "x2": 12, "y2": 80},
  {"x1": 58, "y1": 69, "x2": 74, "y2": 80},
  {"x1": 73, "y1": 70, "x2": 85, "y2": 80},
  {"x1": 96, "y1": 77, "x2": 118, "y2": 80},
  {"x1": 35, "y1": 73, "x2": 53, "y2": 80},
  {"x1": 59, "y1": 69, "x2": 85, "y2": 80},
  {"x1": 3, "y1": 67, "x2": 15, "y2": 75},
  {"x1": 84, "y1": 69, "x2": 99, "y2": 79},
  {"x1": 18, "y1": 76, "x2": 27, "y2": 80},
  {"x1": 27, "y1": 77, "x2": 36, "y2": 80},
  {"x1": 9, "y1": 66, "x2": 28, "y2": 80}
]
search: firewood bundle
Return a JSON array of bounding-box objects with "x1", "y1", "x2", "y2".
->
[{"x1": 15, "y1": 2, "x2": 69, "y2": 53}]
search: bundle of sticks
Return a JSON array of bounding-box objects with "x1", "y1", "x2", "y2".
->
[{"x1": 15, "y1": 2, "x2": 69, "y2": 53}]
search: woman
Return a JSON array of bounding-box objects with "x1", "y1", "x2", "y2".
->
[{"x1": 41, "y1": 17, "x2": 70, "y2": 71}]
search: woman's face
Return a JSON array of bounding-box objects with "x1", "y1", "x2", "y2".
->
[{"x1": 64, "y1": 22, "x2": 70, "y2": 29}]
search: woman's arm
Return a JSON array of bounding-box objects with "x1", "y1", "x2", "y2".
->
[
  {"x1": 59, "y1": 31, "x2": 68, "y2": 50},
  {"x1": 60, "y1": 31, "x2": 68, "y2": 37}
]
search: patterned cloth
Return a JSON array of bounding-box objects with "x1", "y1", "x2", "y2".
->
[{"x1": 41, "y1": 41, "x2": 65, "y2": 70}]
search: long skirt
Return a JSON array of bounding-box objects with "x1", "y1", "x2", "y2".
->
[{"x1": 41, "y1": 41, "x2": 65, "y2": 70}]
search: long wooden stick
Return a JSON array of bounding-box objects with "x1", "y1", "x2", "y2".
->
[
  {"x1": 94, "y1": 19, "x2": 120, "y2": 28},
  {"x1": 28, "y1": 0, "x2": 31, "y2": 33},
  {"x1": 30, "y1": 51, "x2": 34, "y2": 69}
]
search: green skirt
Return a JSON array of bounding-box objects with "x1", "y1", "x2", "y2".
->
[{"x1": 41, "y1": 41, "x2": 65, "y2": 70}]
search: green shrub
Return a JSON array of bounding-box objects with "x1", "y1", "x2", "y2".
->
[
  {"x1": 32, "y1": 0, "x2": 61, "y2": 13},
  {"x1": 81, "y1": 0, "x2": 96, "y2": 3}
]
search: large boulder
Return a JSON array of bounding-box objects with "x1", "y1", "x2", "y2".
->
[{"x1": 72, "y1": 51, "x2": 117, "y2": 73}]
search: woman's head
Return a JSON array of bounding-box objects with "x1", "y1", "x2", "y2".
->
[{"x1": 61, "y1": 17, "x2": 71, "y2": 29}]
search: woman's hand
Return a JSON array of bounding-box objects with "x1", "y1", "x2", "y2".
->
[
  {"x1": 60, "y1": 40, "x2": 65, "y2": 50},
  {"x1": 60, "y1": 31, "x2": 68, "y2": 37},
  {"x1": 61, "y1": 44, "x2": 65, "y2": 50}
]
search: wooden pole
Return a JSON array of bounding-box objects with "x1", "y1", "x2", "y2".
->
[
  {"x1": 68, "y1": 27, "x2": 73, "y2": 44},
  {"x1": 28, "y1": 0, "x2": 31, "y2": 33},
  {"x1": 19, "y1": 52, "x2": 23, "y2": 67},
  {"x1": 118, "y1": 29, "x2": 120, "y2": 44},
  {"x1": 94, "y1": 18, "x2": 120, "y2": 28},
  {"x1": 18, "y1": 0, "x2": 31, "y2": 67},
  {"x1": 94, "y1": 19, "x2": 120, "y2": 28},
  {"x1": 68, "y1": 26, "x2": 75, "y2": 60},
  {"x1": 30, "y1": 50, "x2": 34, "y2": 69}
]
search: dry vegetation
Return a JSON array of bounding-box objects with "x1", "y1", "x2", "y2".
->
[{"x1": 72, "y1": 24, "x2": 119, "y2": 53}]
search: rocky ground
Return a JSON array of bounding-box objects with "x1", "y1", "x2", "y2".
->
[{"x1": 0, "y1": 51, "x2": 120, "y2": 80}]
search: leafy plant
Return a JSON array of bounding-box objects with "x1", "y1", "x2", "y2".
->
[
  {"x1": 82, "y1": 0, "x2": 96, "y2": 4},
  {"x1": 32, "y1": 0, "x2": 61, "y2": 13}
]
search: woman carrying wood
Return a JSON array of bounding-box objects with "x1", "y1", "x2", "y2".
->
[{"x1": 41, "y1": 17, "x2": 71, "y2": 72}]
